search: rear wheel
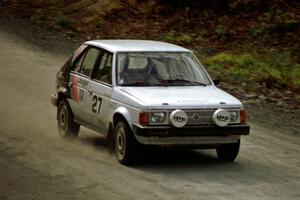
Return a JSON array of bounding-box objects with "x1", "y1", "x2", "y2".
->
[
  {"x1": 57, "y1": 99, "x2": 80, "y2": 138},
  {"x1": 114, "y1": 120, "x2": 137, "y2": 165},
  {"x1": 216, "y1": 139, "x2": 240, "y2": 162}
]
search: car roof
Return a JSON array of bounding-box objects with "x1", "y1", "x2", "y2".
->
[{"x1": 84, "y1": 40, "x2": 191, "y2": 53}]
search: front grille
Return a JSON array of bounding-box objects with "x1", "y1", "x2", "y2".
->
[{"x1": 185, "y1": 110, "x2": 216, "y2": 125}]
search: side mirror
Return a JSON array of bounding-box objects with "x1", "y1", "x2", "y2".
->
[{"x1": 213, "y1": 79, "x2": 221, "y2": 85}]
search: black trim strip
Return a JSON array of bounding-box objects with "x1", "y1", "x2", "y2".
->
[{"x1": 133, "y1": 124, "x2": 250, "y2": 137}]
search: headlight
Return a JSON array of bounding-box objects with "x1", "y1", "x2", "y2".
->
[
  {"x1": 149, "y1": 112, "x2": 168, "y2": 124},
  {"x1": 229, "y1": 110, "x2": 239, "y2": 123}
]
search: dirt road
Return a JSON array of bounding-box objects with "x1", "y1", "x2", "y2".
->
[{"x1": 0, "y1": 21, "x2": 299, "y2": 200}]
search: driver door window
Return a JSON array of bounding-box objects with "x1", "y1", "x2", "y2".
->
[{"x1": 94, "y1": 52, "x2": 113, "y2": 84}]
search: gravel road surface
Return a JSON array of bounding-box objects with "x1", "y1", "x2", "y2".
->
[{"x1": 0, "y1": 20, "x2": 299, "y2": 200}]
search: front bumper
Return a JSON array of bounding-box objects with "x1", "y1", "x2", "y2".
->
[{"x1": 132, "y1": 124, "x2": 250, "y2": 145}]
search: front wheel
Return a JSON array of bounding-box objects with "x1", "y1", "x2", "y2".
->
[
  {"x1": 216, "y1": 139, "x2": 240, "y2": 162},
  {"x1": 114, "y1": 120, "x2": 137, "y2": 165},
  {"x1": 57, "y1": 99, "x2": 80, "y2": 138}
]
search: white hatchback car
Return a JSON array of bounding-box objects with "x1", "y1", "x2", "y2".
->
[{"x1": 51, "y1": 40, "x2": 250, "y2": 165}]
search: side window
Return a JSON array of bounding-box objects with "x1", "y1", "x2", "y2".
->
[
  {"x1": 79, "y1": 48, "x2": 100, "y2": 77},
  {"x1": 94, "y1": 52, "x2": 113, "y2": 84}
]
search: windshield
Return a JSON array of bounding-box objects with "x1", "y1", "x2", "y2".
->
[{"x1": 116, "y1": 52, "x2": 212, "y2": 86}]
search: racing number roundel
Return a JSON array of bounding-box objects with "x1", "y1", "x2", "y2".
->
[
  {"x1": 170, "y1": 110, "x2": 188, "y2": 128},
  {"x1": 212, "y1": 109, "x2": 230, "y2": 127}
]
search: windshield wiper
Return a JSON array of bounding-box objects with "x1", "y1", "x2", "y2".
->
[
  {"x1": 121, "y1": 79, "x2": 207, "y2": 86},
  {"x1": 160, "y1": 79, "x2": 207, "y2": 86},
  {"x1": 122, "y1": 82, "x2": 165, "y2": 86}
]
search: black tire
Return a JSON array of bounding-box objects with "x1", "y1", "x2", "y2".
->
[
  {"x1": 114, "y1": 120, "x2": 137, "y2": 165},
  {"x1": 57, "y1": 99, "x2": 80, "y2": 138},
  {"x1": 216, "y1": 139, "x2": 240, "y2": 162}
]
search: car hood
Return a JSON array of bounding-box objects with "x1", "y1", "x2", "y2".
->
[{"x1": 118, "y1": 86, "x2": 242, "y2": 109}]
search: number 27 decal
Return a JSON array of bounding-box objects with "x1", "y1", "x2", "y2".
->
[{"x1": 92, "y1": 95, "x2": 102, "y2": 114}]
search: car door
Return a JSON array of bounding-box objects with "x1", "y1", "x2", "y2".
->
[
  {"x1": 68, "y1": 46, "x2": 101, "y2": 123},
  {"x1": 84, "y1": 50, "x2": 113, "y2": 133}
]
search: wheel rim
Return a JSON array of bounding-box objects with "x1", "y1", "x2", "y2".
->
[
  {"x1": 116, "y1": 126, "x2": 126, "y2": 160},
  {"x1": 59, "y1": 104, "x2": 68, "y2": 135}
]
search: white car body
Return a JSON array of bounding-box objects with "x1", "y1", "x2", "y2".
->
[{"x1": 52, "y1": 40, "x2": 250, "y2": 164}]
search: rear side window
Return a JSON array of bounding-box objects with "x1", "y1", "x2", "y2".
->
[
  {"x1": 73, "y1": 53, "x2": 85, "y2": 72},
  {"x1": 72, "y1": 44, "x2": 87, "y2": 63},
  {"x1": 80, "y1": 48, "x2": 100, "y2": 77},
  {"x1": 72, "y1": 47, "x2": 101, "y2": 77}
]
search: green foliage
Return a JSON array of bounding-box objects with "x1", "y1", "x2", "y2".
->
[
  {"x1": 55, "y1": 16, "x2": 72, "y2": 29},
  {"x1": 203, "y1": 52, "x2": 300, "y2": 89},
  {"x1": 177, "y1": 33, "x2": 193, "y2": 44},
  {"x1": 160, "y1": 32, "x2": 176, "y2": 43},
  {"x1": 215, "y1": 25, "x2": 226, "y2": 36},
  {"x1": 160, "y1": 32, "x2": 193, "y2": 44},
  {"x1": 95, "y1": 18, "x2": 105, "y2": 28},
  {"x1": 250, "y1": 26, "x2": 267, "y2": 37},
  {"x1": 250, "y1": 19, "x2": 300, "y2": 37},
  {"x1": 215, "y1": 25, "x2": 228, "y2": 40}
]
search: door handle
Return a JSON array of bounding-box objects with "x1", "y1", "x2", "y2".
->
[
  {"x1": 87, "y1": 86, "x2": 93, "y2": 95},
  {"x1": 102, "y1": 93, "x2": 110, "y2": 98}
]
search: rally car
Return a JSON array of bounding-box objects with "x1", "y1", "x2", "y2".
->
[{"x1": 51, "y1": 40, "x2": 250, "y2": 165}]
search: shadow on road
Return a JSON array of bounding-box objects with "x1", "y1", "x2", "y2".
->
[{"x1": 76, "y1": 133, "x2": 242, "y2": 169}]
